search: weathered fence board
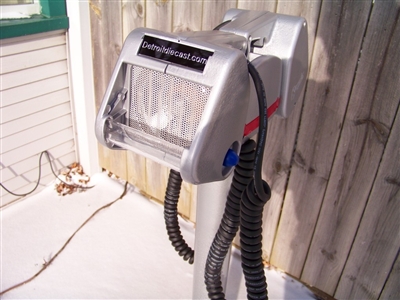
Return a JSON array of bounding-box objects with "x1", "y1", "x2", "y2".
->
[
  {"x1": 122, "y1": 0, "x2": 145, "y2": 40},
  {"x1": 90, "y1": 0, "x2": 127, "y2": 180},
  {"x1": 237, "y1": 0, "x2": 276, "y2": 12},
  {"x1": 335, "y1": 105, "x2": 400, "y2": 299},
  {"x1": 122, "y1": 0, "x2": 148, "y2": 192},
  {"x1": 333, "y1": 11, "x2": 400, "y2": 297},
  {"x1": 136, "y1": 0, "x2": 173, "y2": 210},
  {"x1": 202, "y1": 0, "x2": 237, "y2": 30},
  {"x1": 379, "y1": 251, "x2": 400, "y2": 300},
  {"x1": 335, "y1": 104, "x2": 400, "y2": 299},
  {"x1": 146, "y1": 0, "x2": 172, "y2": 30},
  {"x1": 173, "y1": 0, "x2": 202, "y2": 32},
  {"x1": 276, "y1": 1, "x2": 322, "y2": 64},
  {"x1": 301, "y1": 1, "x2": 400, "y2": 294},
  {"x1": 270, "y1": 0, "x2": 372, "y2": 277},
  {"x1": 260, "y1": 0, "x2": 322, "y2": 262}
]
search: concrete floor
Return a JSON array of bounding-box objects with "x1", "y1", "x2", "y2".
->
[{"x1": 1, "y1": 172, "x2": 315, "y2": 299}]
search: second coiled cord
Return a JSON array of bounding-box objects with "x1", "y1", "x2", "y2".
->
[
  {"x1": 204, "y1": 139, "x2": 257, "y2": 299},
  {"x1": 164, "y1": 169, "x2": 195, "y2": 264}
]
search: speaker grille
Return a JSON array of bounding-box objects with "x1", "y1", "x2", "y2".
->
[{"x1": 127, "y1": 65, "x2": 211, "y2": 157}]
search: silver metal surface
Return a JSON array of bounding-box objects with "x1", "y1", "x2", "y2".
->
[
  {"x1": 193, "y1": 175, "x2": 234, "y2": 299},
  {"x1": 127, "y1": 65, "x2": 211, "y2": 157},
  {"x1": 95, "y1": 27, "x2": 251, "y2": 184},
  {"x1": 221, "y1": 9, "x2": 308, "y2": 118},
  {"x1": 95, "y1": 10, "x2": 308, "y2": 184}
]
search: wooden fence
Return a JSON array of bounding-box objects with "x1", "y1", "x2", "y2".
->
[{"x1": 89, "y1": 1, "x2": 400, "y2": 298}]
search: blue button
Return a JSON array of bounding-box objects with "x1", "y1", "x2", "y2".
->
[{"x1": 223, "y1": 149, "x2": 239, "y2": 167}]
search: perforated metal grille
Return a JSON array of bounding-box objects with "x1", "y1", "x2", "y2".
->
[{"x1": 128, "y1": 65, "x2": 211, "y2": 156}]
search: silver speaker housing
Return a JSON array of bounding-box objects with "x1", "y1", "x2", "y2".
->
[
  {"x1": 95, "y1": 10, "x2": 308, "y2": 185},
  {"x1": 96, "y1": 28, "x2": 250, "y2": 184}
]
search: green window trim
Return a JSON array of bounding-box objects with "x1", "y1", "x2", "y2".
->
[{"x1": 0, "y1": 0, "x2": 69, "y2": 40}]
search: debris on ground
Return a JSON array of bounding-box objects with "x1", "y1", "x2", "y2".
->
[{"x1": 55, "y1": 162, "x2": 91, "y2": 196}]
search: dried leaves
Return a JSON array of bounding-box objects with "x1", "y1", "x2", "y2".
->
[{"x1": 55, "y1": 162, "x2": 92, "y2": 196}]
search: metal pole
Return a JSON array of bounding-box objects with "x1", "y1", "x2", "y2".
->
[{"x1": 192, "y1": 174, "x2": 233, "y2": 299}]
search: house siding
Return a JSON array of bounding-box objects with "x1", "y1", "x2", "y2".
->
[{"x1": 0, "y1": 30, "x2": 77, "y2": 207}]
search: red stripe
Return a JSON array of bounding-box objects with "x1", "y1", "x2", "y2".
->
[
  {"x1": 243, "y1": 97, "x2": 280, "y2": 136},
  {"x1": 243, "y1": 116, "x2": 259, "y2": 136}
]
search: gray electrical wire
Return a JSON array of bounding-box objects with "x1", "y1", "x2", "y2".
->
[{"x1": 1, "y1": 151, "x2": 93, "y2": 198}]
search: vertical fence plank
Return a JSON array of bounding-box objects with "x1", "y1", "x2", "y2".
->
[
  {"x1": 122, "y1": 0, "x2": 145, "y2": 39},
  {"x1": 335, "y1": 103, "x2": 400, "y2": 299},
  {"x1": 260, "y1": 1, "x2": 322, "y2": 262},
  {"x1": 138, "y1": 0, "x2": 173, "y2": 211},
  {"x1": 276, "y1": 1, "x2": 320, "y2": 64},
  {"x1": 237, "y1": 0, "x2": 277, "y2": 12},
  {"x1": 144, "y1": 159, "x2": 170, "y2": 202},
  {"x1": 172, "y1": 0, "x2": 202, "y2": 32},
  {"x1": 127, "y1": 153, "x2": 147, "y2": 192},
  {"x1": 379, "y1": 251, "x2": 400, "y2": 300},
  {"x1": 180, "y1": 180, "x2": 194, "y2": 222},
  {"x1": 146, "y1": 0, "x2": 172, "y2": 30},
  {"x1": 90, "y1": 0, "x2": 127, "y2": 180},
  {"x1": 122, "y1": 0, "x2": 148, "y2": 191},
  {"x1": 301, "y1": 2, "x2": 400, "y2": 294},
  {"x1": 270, "y1": 1, "x2": 372, "y2": 277},
  {"x1": 201, "y1": 0, "x2": 236, "y2": 30}
]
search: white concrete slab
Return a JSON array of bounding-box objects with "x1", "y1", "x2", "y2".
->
[{"x1": 1, "y1": 172, "x2": 315, "y2": 299}]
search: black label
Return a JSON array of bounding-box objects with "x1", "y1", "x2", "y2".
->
[{"x1": 138, "y1": 35, "x2": 214, "y2": 72}]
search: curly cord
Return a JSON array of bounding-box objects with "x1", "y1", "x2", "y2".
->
[
  {"x1": 164, "y1": 169, "x2": 195, "y2": 264},
  {"x1": 205, "y1": 62, "x2": 271, "y2": 300},
  {"x1": 240, "y1": 180, "x2": 270, "y2": 300},
  {"x1": 204, "y1": 139, "x2": 257, "y2": 300},
  {"x1": 162, "y1": 62, "x2": 271, "y2": 299},
  {"x1": 239, "y1": 62, "x2": 272, "y2": 300}
]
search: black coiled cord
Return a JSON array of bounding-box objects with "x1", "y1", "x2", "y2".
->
[
  {"x1": 240, "y1": 179, "x2": 270, "y2": 300},
  {"x1": 204, "y1": 62, "x2": 271, "y2": 300},
  {"x1": 239, "y1": 62, "x2": 272, "y2": 300},
  {"x1": 163, "y1": 61, "x2": 271, "y2": 299},
  {"x1": 164, "y1": 169, "x2": 195, "y2": 264},
  {"x1": 204, "y1": 139, "x2": 257, "y2": 300}
]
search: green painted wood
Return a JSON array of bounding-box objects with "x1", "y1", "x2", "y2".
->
[{"x1": 0, "y1": 0, "x2": 68, "y2": 39}]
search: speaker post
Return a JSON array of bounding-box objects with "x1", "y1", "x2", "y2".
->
[{"x1": 192, "y1": 174, "x2": 233, "y2": 299}]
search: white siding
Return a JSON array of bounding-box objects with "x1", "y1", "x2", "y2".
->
[{"x1": 0, "y1": 31, "x2": 77, "y2": 207}]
